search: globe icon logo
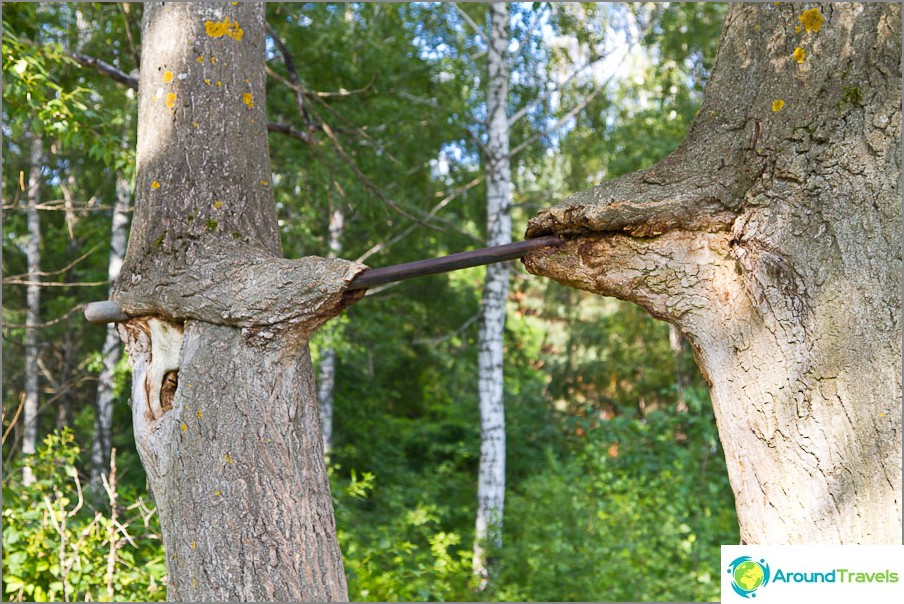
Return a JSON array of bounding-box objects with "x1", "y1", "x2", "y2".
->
[{"x1": 727, "y1": 556, "x2": 771, "y2": 598}]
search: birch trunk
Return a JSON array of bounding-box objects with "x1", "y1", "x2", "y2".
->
[
  {"x1": 525, "y1": 3, "x2": 901, "y2": 544},
  {"x1": 91, "y1": 116, "x2": 132, "y2": 491},
  {"x1": 474, "y1": 2, "x2": 511, "y2": 587},
  {"x1": 112, "y1": 4, "x2": 364, "y2": 600},
  {"x1": 317, "y1": 205, "x2": 344, "y2": 453},
  {"x1": 22, "y1": 134, "x2": 43, "y2": 485}
]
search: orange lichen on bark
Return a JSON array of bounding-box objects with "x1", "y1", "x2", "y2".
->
[
  {"x1": 792, "y1": 47, "x2": 806, "y2": 63},
  {"x1": 163, "y1": 70, "x2": 173, "y2": 83},
  {"x1": 151, "y1": 181, "x2": 161, "y2": 189},
  {"x1": 204, "y1": 17, "x2": 244, "y2": 41},
  {"x1": 165, "y1": 92, "x2": 177, "y2": 109},
  {"x1": 242, "y1": 92, "x2": 254, "y2": 108},
  {"x1": 772, "y1": 99, "x2": 785, "y2": 112},
  {"x1": 798, "y1": 7, "x2": 824, "y2": 33}
]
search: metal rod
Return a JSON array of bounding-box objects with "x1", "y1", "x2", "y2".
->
[
  {"x1": 82, "y1": 235, "x2": 564, "y2": 324},
  {"x1": 346, "y1": 235, "x2": 563, "y2": 290}
]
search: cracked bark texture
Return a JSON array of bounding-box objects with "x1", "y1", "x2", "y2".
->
[
  {"x1": 112, "y1": 4, "x2": 363, "y2": 600},
  {"x1": 525, "y1": 3, "x2": 901, "y2": 544}
]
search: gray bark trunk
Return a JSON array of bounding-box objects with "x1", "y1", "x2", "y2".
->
[
  {"x1": 112, "y1": 4, "x2": 364, "y2": 600},
  {"x1": 317, "y1": 205, "x2": 344, "y2": 453},
  {"x1": 474, "y1": 2, "x2": 511, "y2": 587},
  {"x1": 91, "y1": 117, "x2": 132, "y2": 491},
  {"x1": 22, "y1": 134, "x2": 43, "y2": 485},
  {"x1": 525, "y1": 3, "x2": 901, "y2": 544}
]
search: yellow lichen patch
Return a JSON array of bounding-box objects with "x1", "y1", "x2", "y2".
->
[
  {"x1": 151, "y1": 181, "x2": 161, "y2": 190},
  {"x1": 193, "y1": 579, "x2": 198, "y2": 589},
  {"x1": 165, "y1": 92, "x2": 177, "y2": 109},
  {"x1": 772, "y1": 99, "x2": 785, "y2": 112},
  {"x1": 196, "y1": 55, "x2": 205, "y2": 63},
  {"x1": 204, "y1": 17, "x2": 244, "y2": 41},
  {"x1": 217, "y1": 81, "x2": 222, "y2": 87},
  {"x1": 798, "y1": 7, "x2": 823, "y2": 33},
  {"x1": 795, "y1": 25, "x2": 802, "y2": 33},
  {"x1": 210, "y1": 56, "x2": 217, "y2": 64},
  {"x1": 204, "y1": 78, "x2": 211, "y2": 85},
  {"x1": 224, "y1": 453, "x2": 235, "y2": 465},
  {"x1": 181, "y1": 422, "x2": 188, "y2": 432},
  {"x1": 191, "y1": 541, "x2": 197, "y2": 549},
  {"x1": 213, "y1": 200, "x2": 224, "y2": 209},
  {"x1": 242, "y1": 92, "x2": 254, "y2": 108},
  {"x1": 192, "y1": 122, "x2": 199, "y2": 128},
  {"x1": 260, "y1": 180, "x2": 269, "y2": 187},
  {"x1": 163, "y1": 70, "x2": 173, "y2": 83},
  {"x1": 792, "y1": 47, "x2": 806, "y2": 63},
  {"x1": 196, "y1": 409, "x2": 203, "y2": 419},
  {"x1": 214, "y1": 490, "x2": 221, "y2": 497}
]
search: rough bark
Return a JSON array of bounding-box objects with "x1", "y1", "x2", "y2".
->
[
  {"x1": 317, "y1": 205, "x2": 344, "y2": 453},
  {"x1": 91, "y1": 118, "x2": 133, "y2": 492},
  {"x1": 22, "y1": 134, "x2": 43, "y2": 485},
  {"x1": 525, "y1": 3, "x2": 901, "y2": 544},
  {"x1": 112, "y1": 4, "x2": 364, "y2": 600},
  {"x1": 474, "y1": 2, "x2": 511, "y2": 587}
]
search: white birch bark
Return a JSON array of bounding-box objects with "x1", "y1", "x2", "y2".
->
[
  {"x1": 90, "y1": 117, "x2": 132, "y2": 491},
  {"x1": 22, "y1": 134, "x2": 43, "y2": 485},
  {"x1": 474, "y1": 2, "x2": 511, "y2": 587},
  {"x1": 317, "y1": 205, "x2": 344, "y2": 453}
]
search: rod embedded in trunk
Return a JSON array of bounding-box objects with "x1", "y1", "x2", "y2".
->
[{"x1": 83, "y1": 235, "x2": 565, "y2": 324}]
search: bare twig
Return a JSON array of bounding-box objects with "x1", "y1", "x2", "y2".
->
[
  {"x1": 356, "y1": 176, "x2": 484, "y2": 263},
  {"x1": 1, "y1": 393, "x2": 26, "y2": 446},
  {"x1": 455, "y1": 5, "x2": 488, "y2": 43},
  {"x1": 4, "y1": 245, "x2": 99, "y2": 280},
  {"x1": 69, "y1": 51, "x2": 138, "y2": 89}
]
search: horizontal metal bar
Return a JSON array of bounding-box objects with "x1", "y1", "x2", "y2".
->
[
  {"x1": 82, "y1": 235, "x2": 564, "y2": 324},
  {"x1": 346, "y1": 235, "x2": 563, "y2": 290}
]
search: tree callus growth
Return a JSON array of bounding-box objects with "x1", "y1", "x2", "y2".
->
[
  {"x1": 113, "y1": 4, "x2": 364, "y2": 600},
  {"x1": 525, "y1": 3, "x2": 901, "y2": 543}
]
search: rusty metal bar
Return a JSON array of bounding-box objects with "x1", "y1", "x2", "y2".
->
[{"x1": 82, "y1": 235, "x2": 565, "y2": 324}]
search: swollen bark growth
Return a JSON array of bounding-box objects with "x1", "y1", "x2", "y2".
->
[
  {"x1": 525, "y1": 3, "x2": 901, "y2": 543},
  {"x1": 474, "y1": 2, "x2": 511, "y2": 587},
  {"x1": 113, "y1": 4, "x2": 363, "y2": 600}
]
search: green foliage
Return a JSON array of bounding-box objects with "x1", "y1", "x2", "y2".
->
[
  {"x1": 489, "y1": 387, "x2": 736, "y2": 602},
  {"x1": 2, "y1": 430, "x2": 166, "y2": 602}
]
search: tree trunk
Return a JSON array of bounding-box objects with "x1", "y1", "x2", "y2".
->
[
  {"x1": 91, "y1": 116, "x2": 133, "y2": 492},
  {"x1": 22, "y1": 134, "x2": 43, "y2": 485},
  {"x1": 474, "y1": 2, "x2": 511, "y2": 587},
  {"x1": 317, "y1": 204, "x2": 344, "y2": 453},
  {"x1": 525, "y1": 3, "x2": 901, "y2": 544},
  {"x1": 669, "y1": 324, "x2": 690, "y2": 412},
  {"x1": 112, "y1": 4, "x2": 364, "y2": 600}
]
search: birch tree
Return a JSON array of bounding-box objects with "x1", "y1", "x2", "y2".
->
[
  {"x1": 21, "y1": 133, "x2": 42, "y2": 486},
  {"x1": 474, "y1": 2, "x2": 511, "y2": 586},
  {"x1": 525, "y1": 3, "x2": 901, "y2": 544},
  {"x1": 90, "y1": 113, "x2": 133, "y2": 491},
  {"x1": 111, "y1": 4, "x2": 363, "y2": 599}
]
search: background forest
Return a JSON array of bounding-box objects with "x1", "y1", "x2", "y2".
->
[{"x1": 2, "y1": 3, "x2": 738, "y2": 601}]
